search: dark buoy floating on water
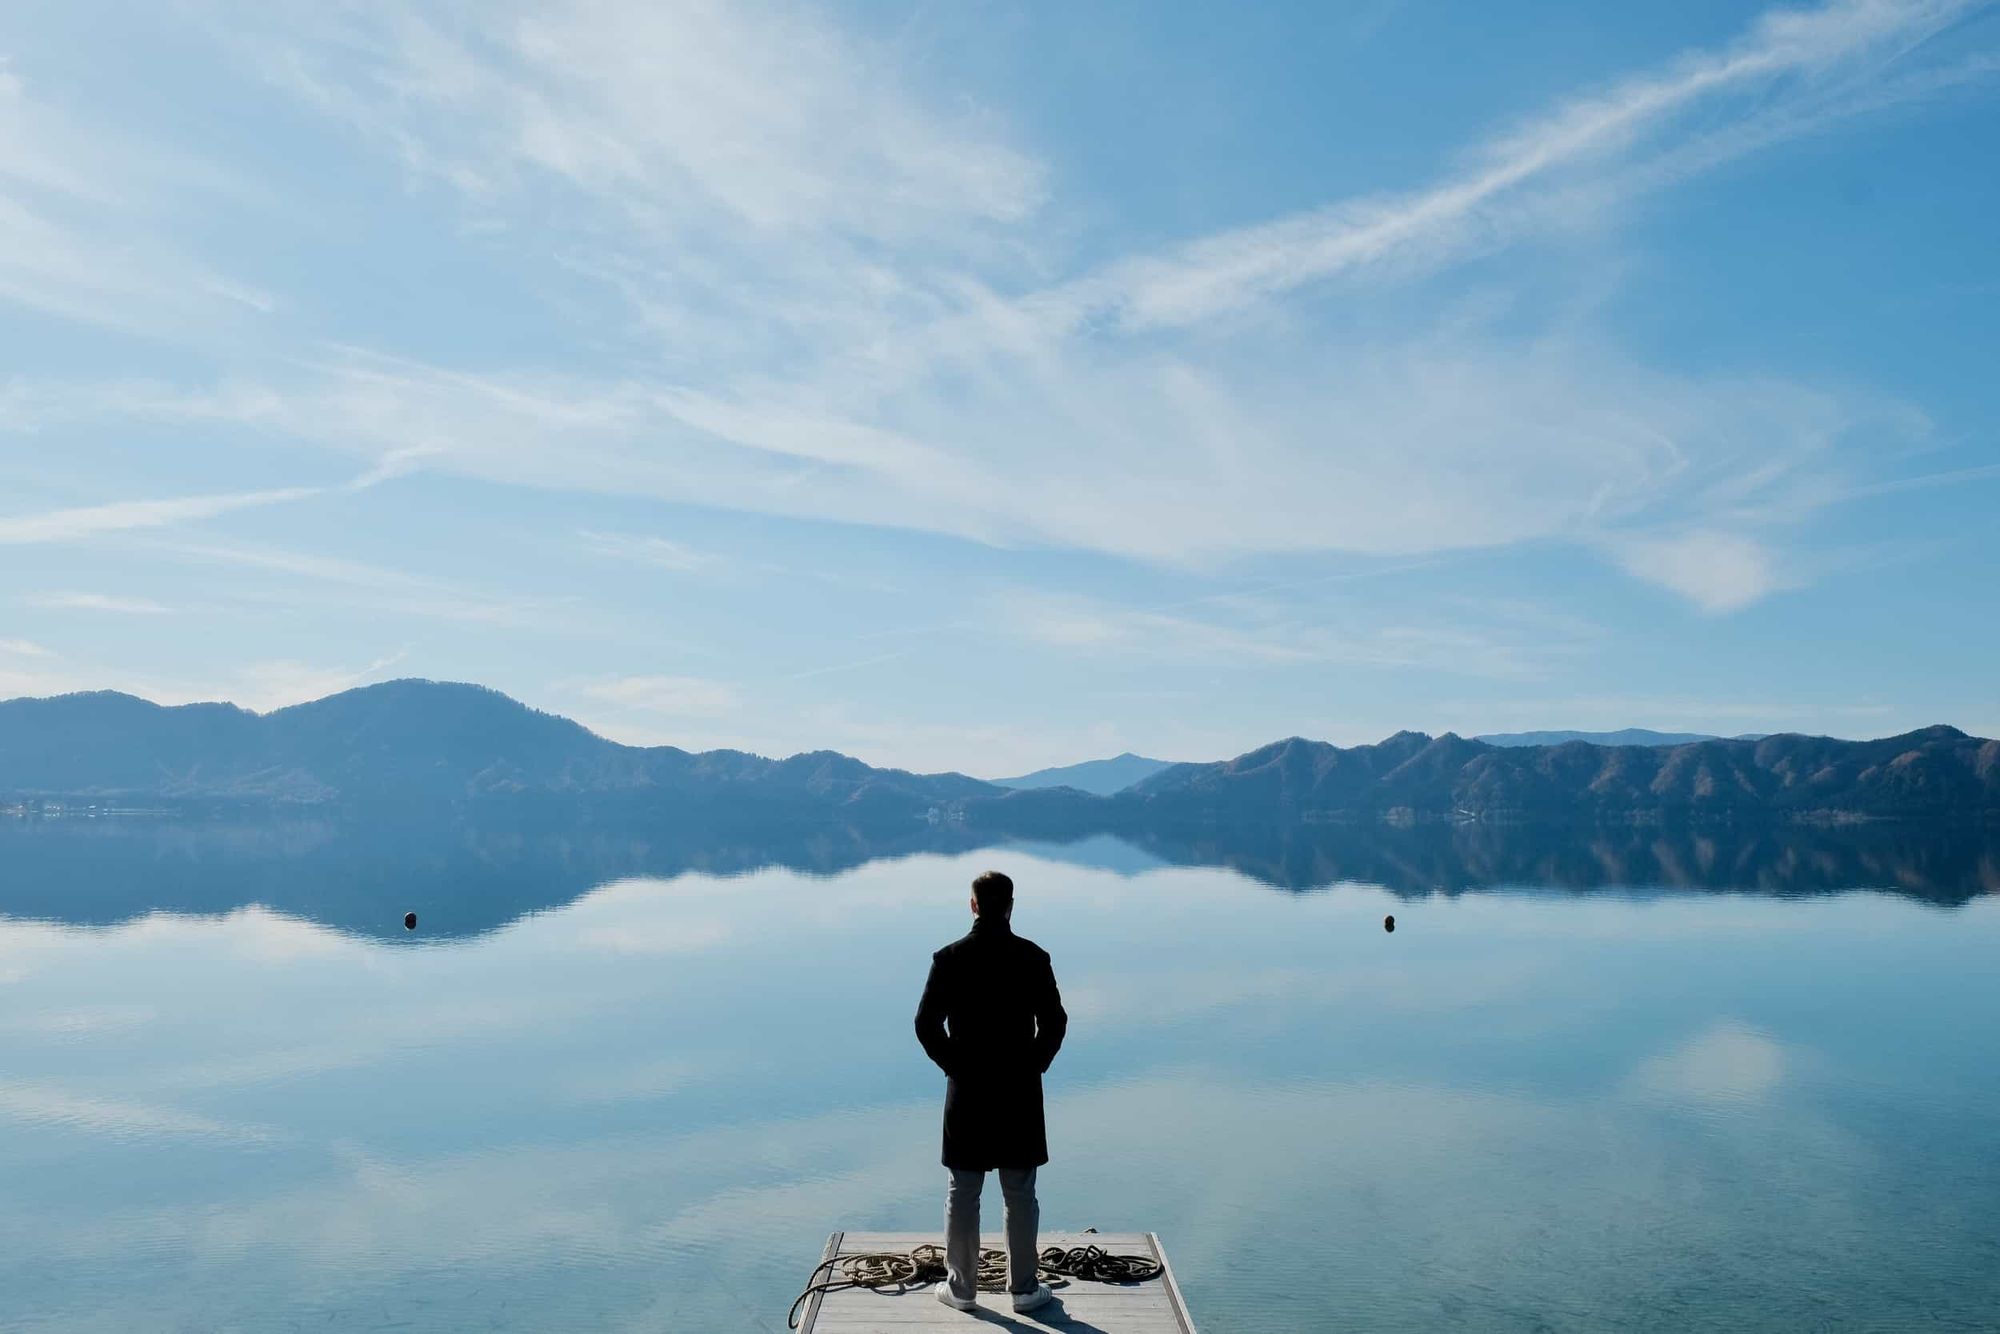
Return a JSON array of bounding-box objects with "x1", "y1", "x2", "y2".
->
[
  {"x1": 404, "y1": 911, "x2": 418, "y2": 931},
  {"x1": 1383, "y1": 914, "x2": 1396, "y2": 933}
]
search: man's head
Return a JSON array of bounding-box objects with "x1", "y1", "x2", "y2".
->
[{"x1": 970, "y1": 869, "x2": 1014, "y2": 920}]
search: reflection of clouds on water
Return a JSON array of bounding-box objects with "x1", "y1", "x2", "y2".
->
[
  {"x1": 548, "y1": 875, "x2": 738, "y2": 955},
  {"x1": 573, "y1": 919, "x2": 734, "y2": 954},
  {"x1": 0, "y1": 1066, "x2": 1886, "y2": 1332},
  {"x1": 1064, "y1": 958, "x2": 1542, "y2": 1027},
  {"x1": 0, "y1": 912, "x2": 613, "y2": 1098},
  {"x1": 559, "y1": 1057, "x2": 701, "y2": 1105},
  {"x1": 0, "y1": 906, "x2": 368, "y2": 981},
  {"x1": 1428, "y1": 891, "x2": 1941, "y2": 940},
  {"x1": 151, "y1": 988, "x2": 585, "y2": 1094},
  {"x1": 1, "y1": 848, "x2": 1996, "y2": 1331},
  {"x1": 109, "y1": 906, "x2": 365, "y2": 963},
  {"x1": 0, "y1": 1080, "x2": 280, "y2": 1144},
  {"x1": 0, "y1": 1094, "x2": 948, "y2": 1329},
  {"x1": 0, "y1": 1002, "x2": 158, "y2": 1035},
  {"x1": 1626, "y1": 1022, "x2": 1789, "y2": 1107}
]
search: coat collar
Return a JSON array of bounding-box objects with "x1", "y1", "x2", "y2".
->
[{"x1": 969, "y1": 913, "x2": 1012, "y2": 937}]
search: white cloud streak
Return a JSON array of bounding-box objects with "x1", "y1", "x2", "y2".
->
[
  {"x1": 0, "y1": 447, "x2": 412, "y2": 551},
  {"x1": 225, "y1": 654, "x2": 408, "y2": 713},
  {"x1": 4, "y1": 0, "x2": 1991, "y2": 624},
  {"x1": 0, "y1": 62, "x2": 271, "y2": 331},
  {"x1": 165, "y1": 0, "x2": 1981, "y2": 611},
  {"x1": 0, "y1": 487, "x2": 319, "y2": 544},
  {"x1": 146, "y1": 538, "x2": 557, "y2": 629},
  {"x1": 578, "y1": 529, "x2": 715, "y2": 573},
  {"x1": 231, "y1": 0, "x2": 1043, "y2": 241},
  {"x1": 0, "y1": 333, "x2": 1912, "y2": 583},
  {"x1": 1447, "y1": 692, "x2": 1899, "y2": 736},
  {"x1": 23, "y1": 591, "x2": 175, "y2": 615},
  {"x1": 580, "y1": 674, "x2": 741, "y2": 717},
  {"x1": 1073, "y1": 0, "x2": 1981, "y2": 329},
  {"x1": 992, "y1": 587, "x2": 1586, "y2": 679},
  {"x1": 1609, "y1": 530, "x2": 1791, "y2": 613}
]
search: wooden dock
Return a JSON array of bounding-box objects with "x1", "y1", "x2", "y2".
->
[{"x1": 796, "y1": 1231, "x2": 1196, "y2": 1333}]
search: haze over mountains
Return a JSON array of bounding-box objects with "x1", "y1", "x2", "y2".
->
[
  {"x1": 2, "y1": 680, "x2": 1994, "y2": 825},
  {"x1": 997, "y1": 733, "x2": 1777, "y2": 795},
  {"x1": 0, "y1": 680, "x2": 987, "y2": 816},
  {"x1": 1473, "y1": 728, "x2": 1766, "y2": 748},
  {"x1": 1119, "y1": 729, "x2": 1998, "y2": 825},
  {"x1": 992, "y1": 753, "x2": 1177, "y2": 795}
]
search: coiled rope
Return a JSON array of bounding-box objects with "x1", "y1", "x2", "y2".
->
[
  {"x1": 1043, "y1": 1241, "x2": 1163, "y2": 1284},
  {"x1": 787, "y1": 1232, "x2": 1162, "y2": 1328}
]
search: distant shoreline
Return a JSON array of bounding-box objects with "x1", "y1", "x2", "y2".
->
[{"x1": 3, "y1": 680, "x2": 1994, "y2": 827}]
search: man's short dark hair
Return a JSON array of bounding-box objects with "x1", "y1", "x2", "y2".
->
[{"x1": 972, "y1": 870, "x2": 1014, "y2": 915}]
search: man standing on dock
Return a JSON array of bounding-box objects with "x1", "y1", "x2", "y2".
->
[{"x1": 915, "y1": 869, "x2": 1068, "y2": 1315}]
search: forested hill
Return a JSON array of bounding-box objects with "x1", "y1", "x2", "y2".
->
[
  {"x1": 1115, "y1": 727, "x2": 2000, "y2": 823},
  {"x1": 3, "y1": 681, "x2": 1993, "y2": 824},
  {"x1": 0, "y1": 680, "x2": 991, "y2": 814}
]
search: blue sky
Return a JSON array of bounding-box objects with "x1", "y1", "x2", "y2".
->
[{"x1": 2, "y1": 0, "x2": 1997, "y2": 774}]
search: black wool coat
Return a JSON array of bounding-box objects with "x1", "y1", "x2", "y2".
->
[{"x1": 914, "y1": 915, "x2": 1068, "y2": 1170}]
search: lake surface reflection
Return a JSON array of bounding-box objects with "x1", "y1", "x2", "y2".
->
[{"x1": 3, "y1": 819, "x2": 1997, "y2": 1331}]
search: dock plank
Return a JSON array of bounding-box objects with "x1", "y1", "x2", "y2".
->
[{"x1": 798, "y1": 1230, "x2": 1195, "y2": 1334}]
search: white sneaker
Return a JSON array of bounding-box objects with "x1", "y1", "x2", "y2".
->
[
  {"x1": 1011, "y1": 1283, "x2": 1055, "y2": 1314},
  {"x1": 935, "y1": 1282, "x2": 978, "y2": 1312}
]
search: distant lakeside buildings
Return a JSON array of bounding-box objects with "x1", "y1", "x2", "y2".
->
[{"x1": 2, "y1": 800, "x2": 169, "y2": 818}]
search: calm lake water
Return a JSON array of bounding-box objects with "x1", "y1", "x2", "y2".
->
[{"x1": 3, "y1": 819, "x2": 1998, "y2": 1332}]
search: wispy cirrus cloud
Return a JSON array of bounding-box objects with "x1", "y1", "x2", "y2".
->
[
  {"x1": 24, "y1": 591, "x2": 174, "y2": 615},
  {"x1": 1448, "y1": 692, "x2": 1899, "y2": 736},
  {"x1": 1073, "y1": 0, "x2": 1981, "y2": 329},
  {"x1": 0, "y1": 323, "x2": 1921, "y2": 583},
  {"x1": 787, "y1": 651, "x2": 906, "y2": 682},
  {"x1": 147, "y1": 538, "x2": 558, "y2": 629},
  {"x1": 0, "y1": 486, "x2": 318, "y2": 545},
  {"x1": 991, "y1": 587, "x2": 1586, "y2": 680},
  {"x1": 237, "y1": 0, "x2": 1045, "y2": 238},
  {"x1": 579, "y1": 674, "x2": 741, "y2": 717},
  {"x1": 0, "y1": 0, "x2": 1988, "y2": 723},
  {"x1": 578, "y1": 529, "x2": 715, "y2": 573},
  {"x1": 0, "y1": 443, "x2": 415, "y2": 549},
  {"x1": 220, "y1": 0, "x2": 1043, "y2": 379},
  {"x1": 0, "y1": 61, "x2": 271, "y2": 332},
  {"x1": 134, "y1": 0, "x2": 1981, "y2": 617},
  {"x1": 228, "y1": 655, "x2": 408, "y2": 713}
]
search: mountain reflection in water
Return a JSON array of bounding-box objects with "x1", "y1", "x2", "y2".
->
[
  {"x1": 2, "y1": 810, "x2": 1992, "y2": 938},
  {"x1": 5, "y1": 821, "x2": 1998, "y2": 1332}
]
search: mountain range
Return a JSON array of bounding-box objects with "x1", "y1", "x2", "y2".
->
[
  {"x1": 2, "y1": 679, "x2": 1994, "y2": 826},
  {"x1": 995, "y1": 733, "x2": 1772, "y2": 794},
  {"x1": 1473, "y1": 728, "x2": 1766, "y2": 747},
  {"x1": 991, "y1": 752, "x2": 1176, "y2": 795},
  {"x1": 1111, "y1": 729, "x2": 1998, "y2": 825},
  {"x1": 0, "y1": 680, "x2": 987, "y2": 817}
]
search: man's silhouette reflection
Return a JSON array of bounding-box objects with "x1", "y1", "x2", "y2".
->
[{"x1": 915, "y1": 869, "x2": 1068, "y2": 1315}]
